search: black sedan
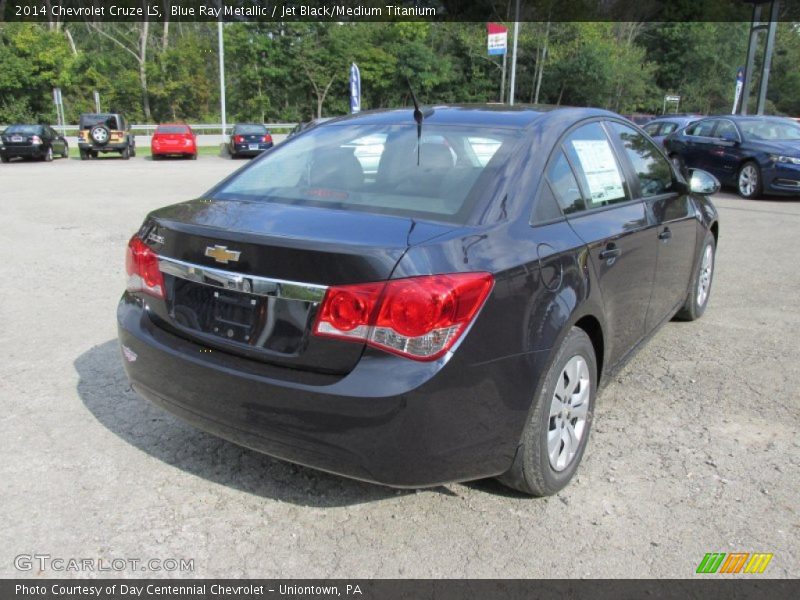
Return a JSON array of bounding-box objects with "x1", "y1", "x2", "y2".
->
[
  {"x1": 664, "y1": 115, "x2": 800, "y2": 198},
  {"x1": 118, "y1": 106, "x2": 720, "y2": 495},
  {"x1": 0, "y1": 124, "x2": 69, "y2": 162},
  {"x1": 228, "y1": 123, "x2": 273, "y2": 158}
]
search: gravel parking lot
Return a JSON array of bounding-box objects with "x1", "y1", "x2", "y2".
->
[{"x1": 1, "y1": 155, "x2": 797, "y2": 578}]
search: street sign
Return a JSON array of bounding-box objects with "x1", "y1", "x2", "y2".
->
[
  {"x1": 664, "y1": 94, "x2": 681, "y2": 103},
  {"x1": 487, "y1": 22, "x2": 508, "y2": 56}
]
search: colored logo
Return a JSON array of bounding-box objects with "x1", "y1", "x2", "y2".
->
[{"x1": 696, "y1": 552, "x2": 773, "y2": 574}]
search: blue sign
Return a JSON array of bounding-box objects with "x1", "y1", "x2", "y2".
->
[{"x1": 350, "y1": 63, "x2": 361, "y2": 114}]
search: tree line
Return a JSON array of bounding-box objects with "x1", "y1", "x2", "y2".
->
[{"x1": 2, "y1": 20, "x2": 799, "y2": 125}]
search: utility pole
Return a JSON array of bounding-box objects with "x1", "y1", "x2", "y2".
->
[{"x1": 509, "y1": 0, "x2": 520, "y2": 105}]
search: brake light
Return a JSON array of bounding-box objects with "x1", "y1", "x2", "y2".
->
[
  {"x1": 234, "y1": 135, "x2": 244, "y2": 143},
  {"x1": 263, "y1": 134, "x2": 272, "y2": 143},
  {"x1": 125, "y1": 235, "x2": 165, "y2": 299},
  {"x1": 314, "y1": 273, "x2": 493, "y2": 361},
  {"x1": 31, "y1": 136, "x2": 42, "y2": 145}
]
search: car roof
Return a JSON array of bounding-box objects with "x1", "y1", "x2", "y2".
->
[{"x1": 314, "y1": 104, "x2": 618, "y2": 130}]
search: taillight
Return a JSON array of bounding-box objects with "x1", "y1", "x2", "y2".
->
[
  {"x1": 263, "y1": 134, "x2": 272, "y2": 143},
  {"x1": 31, "y1": 136, "x2": 42, "y2": 145},
  {"x1": 234, "y1": 135, "x2": 244, "y2": 143},
  {"x1": 125, "y1": 235, "x2": 165, "y2": 299},
  {"x1": 313, "y1": 273, "x2": 493, "y2": 361}
]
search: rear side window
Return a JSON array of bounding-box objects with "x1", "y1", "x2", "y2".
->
[
  {"x1": 608, "y1": 122, "x2": 673, "y2": 198},
  {"x1": 563, "y1": 122, "x2": 628, "y2": 208},
  {"x1": 545, "y1": 150, "x2": 585, "y2": 215},
  {"x1": 643, "y1": 123, "x2": 661, "y2": 136},
  {"x1": 660, "y1": 122, "x2": 679, "y2": 135},
  {"x1": 714, "y1": 120, "x2": 739, "y2": 140},
  {"x1": 686, "y1": 120, "x2": 715, "y2": 137}
]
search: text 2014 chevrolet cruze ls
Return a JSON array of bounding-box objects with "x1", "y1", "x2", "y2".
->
[{"x1": 118, "y1": 106, "x2": 720, "y2": 496}]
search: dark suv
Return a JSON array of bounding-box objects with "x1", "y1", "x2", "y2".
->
[{"x1": 78, "y1": 113, "x2": 136, "y2": 160}]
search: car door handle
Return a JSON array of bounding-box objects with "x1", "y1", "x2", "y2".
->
[
  {"x1": 599, "y1": 244, "x2": 621, "y2": 260},
  {"x1": 658, "y1": 228, "x2": 672, "y2": 241}
]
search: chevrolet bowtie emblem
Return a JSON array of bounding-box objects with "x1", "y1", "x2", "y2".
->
[{"x1": 205, "y1": 245, "x2": 241, "y2": 264}]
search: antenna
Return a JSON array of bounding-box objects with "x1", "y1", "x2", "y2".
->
[{"x1": 406, "y1": 76, "x2": 424, "y2": 165}]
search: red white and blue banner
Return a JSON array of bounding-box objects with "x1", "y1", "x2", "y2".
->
[{"x1": 487, "y1": 22, "x2": 508, "y2": 56}]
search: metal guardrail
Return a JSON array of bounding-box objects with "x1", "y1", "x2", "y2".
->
[{"x1": 0, "y1": 123, "x2": 299, "y2": 135}]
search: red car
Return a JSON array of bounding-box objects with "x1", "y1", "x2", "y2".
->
[{"x1": 151, "y1": 124, "x2": 197, "y2": 160}]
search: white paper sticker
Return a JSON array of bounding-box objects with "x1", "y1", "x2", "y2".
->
[{"x1": 571, "y1": 139, "x2": 626, "y2": 205}]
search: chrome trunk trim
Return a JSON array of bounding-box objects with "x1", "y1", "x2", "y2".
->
[{"x1": 157, "y1": 256, "x2": 328, "y2": 302}]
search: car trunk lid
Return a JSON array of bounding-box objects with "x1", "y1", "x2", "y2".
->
[{"x1": 141, "y1": 199, "x2": 455, "y2": 374}]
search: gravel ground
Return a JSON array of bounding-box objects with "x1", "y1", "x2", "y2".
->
[{"x1": 1, "y1": 156, "x2": 798, "y2": 579}]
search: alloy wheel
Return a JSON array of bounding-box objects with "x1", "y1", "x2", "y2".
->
[
  {"x1": 548, "y1": 355, "x2": 591, "y2": 471},
  {"x1": 738, "y1": 164, "x2": 758, "y2": 197},
  {"x1": 697, "y1": 243, "x2": 714, "y2": 307}
]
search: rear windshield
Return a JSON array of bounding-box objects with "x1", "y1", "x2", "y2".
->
[
  {"x1": 213, "y1": 123, "x2": 519, "y2": 223},
  {"x1": 5, "y1": 125, "x2": 42, "y2": 135},
  {"x1": 739, "y1": 119, "x2": 800, "y2": 141},
  {"x1": 234, "y1": 124, "x2": 268, "y2": 135},
  {"x1": 156, "y1": 125, "x2": 190, "y2": 134},
  {"x1": 80, "y1": 114, "x2": 120, "y2": 129}
]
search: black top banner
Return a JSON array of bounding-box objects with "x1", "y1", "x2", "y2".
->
[{"x1": 2, "y1": 0, "x2": 800, "y2": 23}]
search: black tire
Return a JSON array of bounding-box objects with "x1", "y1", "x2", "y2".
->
[
  {"x1": 130, "y1": 144, "x2": 136, "y2": 158},
  {"x1": 669, "y1": 154, "x2": 688, "y2": 179},
  {"x1": 121, "y1": 146, "x2": 130, "y2": 160},
  {"x1": 737, "y1": 161, "x2": 763, "y2": 199},
  {"x1": 675, "y1": 231, "x2": 716, "y2": 321},
  {"x1": 79, "y1": 149, "x2": 88, "y2": 161},
  {"x1": 62, "y1": 144, "x2": 69, "y2": 159},
  {"x1": 497, "y1": 327, "x2": 597, "y2": 496},
  {"x1": 1, "y1": 155, "x2": 9, "y2": 163},
  {"x1": 43, "y1": 146, "x2": 53, "y2": 162},
  {"x1": 190, "y1": 153, "x2": 197, "y2": 160}
]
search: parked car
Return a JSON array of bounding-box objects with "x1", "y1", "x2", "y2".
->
[
  {"x1": 77, "y1": 112, "x2": 135, "y2": 160},
  {"x1": 642, "y1": 114, "x2": 702, "y2": 147},
  {"x1": 664, "y1": 115, "x2": 800, "y2": 198},
  {"x1": 151, "y1": 124, "x2": 197, "y2": 160},
  {"x1": 228, "y1": 123, "x2": 273, "y2": 158},
  {"x1": 118, "y1": 106, "x2": 720, "y2": 496},
  {"x1": 0, "y1": 124, "x2": 69, "y2": 162}
]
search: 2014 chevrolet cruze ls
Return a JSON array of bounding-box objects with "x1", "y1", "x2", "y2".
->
[{"x1": 118, "y1": 106, "x2": 720, "y2": 496}]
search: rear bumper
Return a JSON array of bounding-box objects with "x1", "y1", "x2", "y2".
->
[
  {"x1": 0, "y1": 145, "x2": 44, "y2": 158},
  {"x1": 232, "y1": 143, "x2": 273, "y2": 156},
  {"x1": 117, "y1": 293, "x2": 543, "y2": 487},
  {"x1": 78, "y1": 141, "x2": 129, "y2": 152},
  {"x1": 152, "y1": 144, "x2": 196, "y2": 155}
]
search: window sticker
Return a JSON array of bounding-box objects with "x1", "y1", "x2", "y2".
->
[{"x1": 571, "y1": 139, "x2": 626, "y2": 205}]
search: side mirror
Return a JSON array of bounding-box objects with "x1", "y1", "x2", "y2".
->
[{"x1": 689, "y1": 169, "x2": 720, "y2": 195}]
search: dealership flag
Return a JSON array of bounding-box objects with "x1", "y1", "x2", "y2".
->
[
  {"x1": 487, "y1": 23, "x2": 508, "y2": 56},
  {"x1": 732, "y1": 67, "x2": 745, "y2": 114},
  {"x1": 350, "y1": 62, "x2": 361, "y2": 114}
]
